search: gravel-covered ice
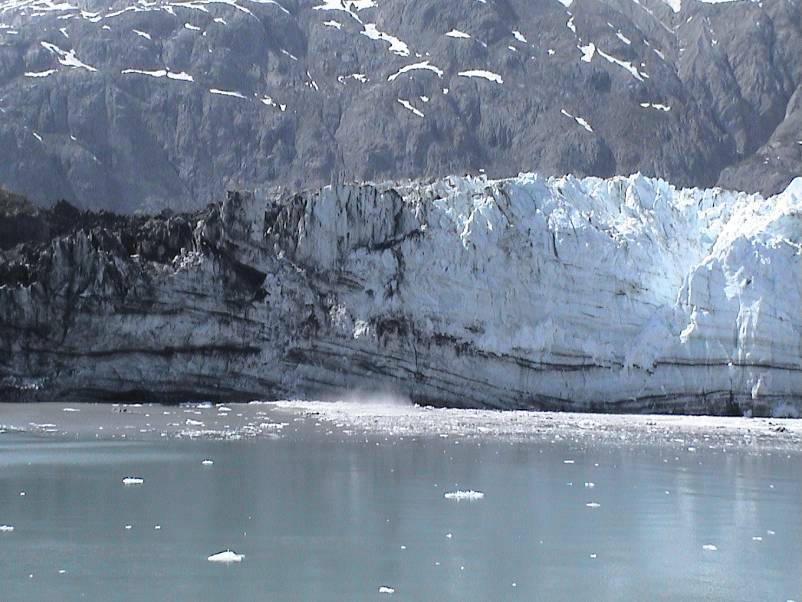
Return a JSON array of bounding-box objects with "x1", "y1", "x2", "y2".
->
[{"x1": 269, "y1": 401, "x2": 802, "y2": 452}]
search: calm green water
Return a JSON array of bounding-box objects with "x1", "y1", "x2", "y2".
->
[{"x1": 0, "y1": 404, "x2": 800, "y2": 601}]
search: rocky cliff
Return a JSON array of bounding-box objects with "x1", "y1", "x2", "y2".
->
[
  {"x1": 1, "y1": 174, "x2": 800, "y2": 415},
  {"x1": 1, "y1": 0, "x2": 801, "y2": 212}
]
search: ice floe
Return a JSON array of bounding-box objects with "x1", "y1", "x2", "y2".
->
[
  {"x1": 0, "y1": 525, "x2": 14, "y2": 532},
  {"x1": 444, "y1": 490, "x2": 485, "y2": 501},
  {"x1": 378, "y1": 586, "x2": 395, "y2": 594},
  {"x1": 122, "y1": 477, "x2": 144, "y2": 485},
  {"x1": 702, "y1": 544, "x2": 717, "y2": 551},
  {"x1": 208, "y1": 549, "x2": 244, "y2": 562}
]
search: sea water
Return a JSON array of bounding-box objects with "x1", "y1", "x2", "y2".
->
[{"x1": 0, "y1": 402, "x2": 799, "y2": 601}]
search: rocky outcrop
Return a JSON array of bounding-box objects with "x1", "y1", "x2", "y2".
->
[
  {"x1": 1, "y1": 174, "x2": 800, "y2": 415},
  {"x1": 1, "y1": 0, "x2": 801, "y2": 212}
]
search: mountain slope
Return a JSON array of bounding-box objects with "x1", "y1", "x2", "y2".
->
[{"x1": 0, "y1": 0, "x2": 800, "y2": 211}]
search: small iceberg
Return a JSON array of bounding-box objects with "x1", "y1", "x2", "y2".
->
[
  {"x1": 444, "y1": 490, "x2": 484, "y2": 501},
  {"x1": 208, "y1": 550, "x2": 244, "y2": 563},
  {"x1": 201, "y1": 459, "x2": 214, "y2": 466},
  {"x1": 122, "y1": 477, "x2": 144, "y2": 485},
  {"x1": 378, "y1": 586, "x2": 395, "y2": 594},
  {"x1": 585, "y1": 502, "x2": 601, "y2": 508},
  {"x1": 702, "y1": 544, "x2": 718, "y2": 551},
  {"x1": 0, "y1": 525, "x2": 14, "y2": 532}
]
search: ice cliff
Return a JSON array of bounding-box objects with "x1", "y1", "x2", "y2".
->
[{"x1": 1, "y1": 173, "x2": 800, "y2": 416}]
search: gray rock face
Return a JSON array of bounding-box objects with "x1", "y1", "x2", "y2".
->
[
  {"x1": 0, "y1": 0, "x2": 800, "y2": 212},
  {"x1": 2, "y1": 174, "x2": 800, "y2": 415}
]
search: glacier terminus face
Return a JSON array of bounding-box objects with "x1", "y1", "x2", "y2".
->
[{"x1": 0, "y1": 173, "x2": 800, "y2": 416}]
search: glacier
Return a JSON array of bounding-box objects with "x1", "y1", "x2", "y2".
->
[{"x1": 0, "y1": 173, "x2": 800, "y2": 416}]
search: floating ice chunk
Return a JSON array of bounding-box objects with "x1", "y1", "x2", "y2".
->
[
  {"x1": 0, "y1": 525, "x2": 14, "y2": 532},
  {"x1": 458, "y1": 70, "x2": 503, "y2": 84},
  {"x1": 444, "y1": 490, "x2": 484, "y2": 501},
  {"x1": 122, "y1": 477, "x2": 144, "y2": 485},
  {"x1": 445, "y1": 29, "x2": 470, "y2": 39},
  {"x1": 208, "y1": 549, "x2": 244, "y2": 563},
  {"x1": 62, "y1": 407, "x2": 80, "y2": 412},
  {"x1": 752, "y1": 536, "x2": 762, "y2": 541},
  {"x1": 445, "y1": 532, "x2": 453, "y2": 538},
  {"x1": 185, "y1": 419, "x2": 205, "y2": 426},
  {"x1": 702, "y1": 544, "x2": 717, "y2": 551},
  {"x1": 585, "y1": 502, "x2": 601, "y2": 508},
  {"x1": 378, "y1": 586, "x2": 395, "y2": 594},
  {"x1": 563, "y1": 459, "x2": 575, "y2": 464},
  {"x1": 767, "y1": 530, "x2": 776, "y2": 535},
  {"x1": 124, "y1": 525, "x2": 132, "y2": 530},
  {"x1": 397, "y1": 99, "x2": 424, "y2": 117},
  {"x1": 202, "y1": 459, "x2": 214, "y2": 465},
  {"x1": 584, "y1": 482, "x2": 595, "y2": 488},
  {"x1": 32, "y1": 132, "x2": 43, "y2": 142}
]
